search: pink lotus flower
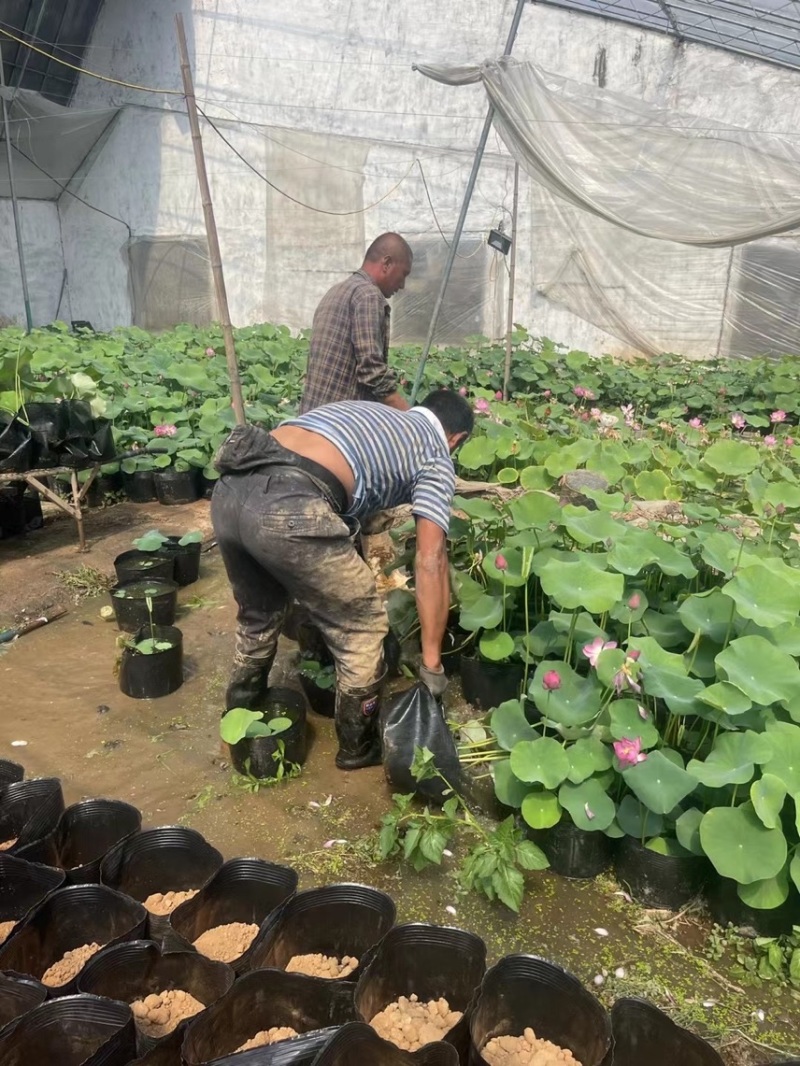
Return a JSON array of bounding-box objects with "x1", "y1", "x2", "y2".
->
[
  {"x1": 613, "y1": 736, "x2": 647, "y2": 768},
  {"x1": 494, "y1": 553, "x2": 508, "y2": 572},
  {"x1": 458, "y1": 386, "x2": 468, "y2": 397},
  {"x1": 786, "y1": 437, "x2": 795, "y2": 447},
  {"x1": 574, "y1": 386, "x2": 586, "y2": 399},
  {"x1": 688, "y1": 417, "x2": 702, "y2": 429},
  {"x1": 542, "y1": 670, "x2": 561, "y2": 692},
  {"x1": 474, "y1": 398, "x2": 490, "y2": 413},
  {"x1": 614, "y1": 657, "x2": 642, "y2": 694},
  {"x1": 590, "y1": 407, "x2": 601, "y2": 420},
  {"x1": 584, "y1": 388, "x2": 596, "y2": 400},
  {"x1": 154, "y1": 424, "x2": 177, "y2": 437},
  {"x1": 542, "y1": 389, "x2": 552, "y2": 398},
  {"x1": 628, "y1": 593, "x2": 641, "y2": 610},
  {"x1": 771, "y1": 410, "x2": 787, "y2": 423},
  {"x1": 583, "y1": 636, "x2": 617, "y2": 667},
  {"x1": 205, "y1": 347, "x2": 215, "y2": 357},
  {"x1": 495, "y1": 391, "x2": 503, "y2": 400},
  {"x1": 627, "y1": 649, "x2": 641, "y2": 661},
  {"x1": 776, "y1": 502, "x2": 787, "y2": 516},
  {"x1": 731, "y1": 412, "x2": 746, "y2": 430},
  {"x1": 764, "y1": 435, "x2": 777, "y2": 447}
]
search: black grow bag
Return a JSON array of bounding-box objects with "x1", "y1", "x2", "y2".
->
[
  {"x1": 608, "y1": 998, "x2": 723, "y2": 1065},
  {"x1": 21, "y1": 401, "x2": 63, "y2": 468},
  {"x1": 298, "y1": 673, "x2": 336, "y2": 719},
  {"x1": 119, "y1": 625, "x2": 183, "y2": 700},
  {"x1": 182, "y1": 967, "x2": 358, "y2": 1066},
  {"x1": 311, "y1": 1022, "x2": 460, "y2": 1066},
  {"x1": 381, "y1": 683, "x2": 461, "y2": 804},
  {"x1": 16, "y1": 799, "x2": 142, "y2": 885},
  {"x1": 0, "y1": 778, "x2": 65, "y2": 853},
  {"x1": 468, "y1": 955, "x2": 611, "y2": 1066},
  {"x1": 0, "y1": 415, "x2": 33, "y2": 474},
  {"x1": 529, "y1": 817, "x2": 615, "y2": 879},
  {"x1": 0, "y1": 486, "x2": 25, "y2": 538},
  {"x1": 0, "y1": 971, "x2": 47, "y2": 1034},
  {"x1": 123, "y1": 470, "x2": 158, "y2": 504},
  {"x1": 114, "y1": 550, "x2": 175, "y2": 585},
  {"x1": 229, "y1": 688, "x2": 307, "y2": 779},
  {"x1": 168, "y1": 858, "x2": 298, "y2": 971},
  {"x1": 0, "y1": 993, "x2": 136, "y2": 1066},
  {"x1": 355, "y1": 923, "x2": 486, "y2": 1062},
  {"x1": 154, "y1": 468, "x2": 201, "y2": 506},
  {"x1": 0, "y1": 884, "x2": 147, "y2": 995},
  {"x1": 110, "y1": 580, "x2": 179, "y2": 634},
  {"x1": 160, "y1": 536, "x2": 202, "y2": 586},
  {"x1": 614, "y1": 837, "x2": 709, "y2": 911},
  {"x1": 0, "y1": 760, "x2": 23, "y2": 788},
  {"x1": 247, "y1": 883, "x2": 396, "y2": 981},
  {"x1": 707, "y1": 876, "x2": 800, "y2": 936},
  {"x1": 0, "y1": 853, "x2": 66, "y2": 942},
  {"x1": 78, "y1": 939, "x2": 235, "y2": 1056},
  {"x1": 100, "y1": 826, "x2": 224, "y2": 947},
  {"x1": 459, "y1": 654, "x2": 524, "y2": 710}
]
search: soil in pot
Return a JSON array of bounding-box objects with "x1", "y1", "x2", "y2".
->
[
  {"x1": 287, "y1": 953, "x2": 359, "y2": 979},
  {"x1": 193, "y1": 921, "x2": 259, "y2": 963},
  {"x1": 42, "y1": 942, "x2": 105, "y2": 987},
  {"x1": 483, "y1": 1030, "x2": 581, "y2": 1065},
  {"x1": 143, "y1": 889, "x2": 199, "y2": 915},
  {"x1": 370, "y1": 995, "x2": 462, "y2": 1051},
  {"x1": 530, "y1": 819, "x2": 614, "y2": 879},
  {"x1": 131, "y1": 990, "x2": 205, "y2": 1038},
  {"x1": 0, "y1": 837, "x2": 18, "y2": 851},
  {"x1": 114, "y1": 550, "x2": 174, "y2": 585},
  {"x1": 154, "y1": 468, "x2": 201, "y2": 506},
  {"x1": 119, "y1": 625, "x2": 183, "y2": 700},
  {"x1": 0, "y1": 920, "x2": 17, "y2": 944},
  {"x1": 236, "y1": 1027, "x2": 299, "y2": 1051},
  {"x1": 110, "y1": 579, "x2": 178, "y2": 633},
  {"x1": 460, "y1": 653, "x2": 524, "y2": 710}
]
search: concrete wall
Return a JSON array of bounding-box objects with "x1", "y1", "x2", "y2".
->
[
  {"x1": 25, "y1": 0, "x2": 800, "y2": 353},
  {"x1": 0, "y1": 200, "x2": 64, "y2": 326}
]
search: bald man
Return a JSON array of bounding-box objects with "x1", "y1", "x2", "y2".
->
[{"x1": 299, "y1": 233, "x2": 413, "y2": 413}]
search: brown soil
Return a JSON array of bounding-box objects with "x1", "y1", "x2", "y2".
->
[
  {"x1": 483, "y1": 1031, "x2": 582, "y2": 1066},
  {"x1": 236, "y1": 1027, "x2": 299, "y2": 1052},
  {"x1": 41, "y1": 942, "x2": 104, "y2": 987},
  {"x1": 143, "y1": 889, "x2": 199, "y2": 915},
  {"x1": 131, "y1": 989, "x2": 205, "y2": 1037},
  {"x1": 0, "y1": 838, "x2": 18, "y2": 851},
  {"x1": 0, "y1": 920, "x2": 17, "y2": 944},
  {"x1": 286, "y1": 952, "x2": 359, "y2": 979},
  {"x1": 192, "y1": 922, "x2": 258, "y2": 963},
  {"x1": 370, "y1": 994, "x2": 463, "y2": 1051}
]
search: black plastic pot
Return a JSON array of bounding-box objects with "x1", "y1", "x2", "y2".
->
[
  {"x1": 247, "y1": 882, "x2": 397, "y2": 981},
  {"x1": 78, "y1": 939, "x2": 235, "y2": 1055},
  {"x1": 459, "y1": 654, "x2": 524, "y2": 710},
  {"x1": 0, "y1": 778, "x2": 65, "y2": 854},
  {"x1": 130, "y1": 1035, "x2": 184, "y2": 1066},
  {"x1": 0, "y1": 486, "x2": 25, "y2": 538},
  {"x1": 529, "y1": 817, "x2": 615, "y2": 879},
  {"x1": 614, "y1": 837, "x2": 709, "y2": 911},
  {"x1": 182, "y1": 967, "x2": 358, "y2": 1066},
  {"x1": 0, "y1": 853, "x2": 65, "y2": 943},
  {"x1": 229, "y1": 687, "x2": 308, "y2": 779},
  {"x1": 154, "y1": 468, "x2": 201, "y2": 506},
  {"x1": 608, "y1": 998, "x2": 723, "y2": 1065},
  {"x1": 298, "y1": 673, "x2": 336, "y2": 719},
  {"x1": 707, "y1": 876, "x2": 800, "y2": 936},
  {"x1": 201, "y1": 475, "x2": 217, "y2": 501},
  {"x1": 355, "y1": 923, "x2": 486, "y2": 1062},
  {"x1": 23, "y1": 490, "x2": 43, "y2": 531},
  {"x1": 114, "y1": 550, "x2": 174, "y2": 585},
  {"x1": 0, "y1": 972, "x2": 47, "y2": 1035},
  {"x1": 161, "y1": 536, "x2": 202, "y2": 586},
  {"x1": 167, "y1": 857, "x2": 298, "y2": 971},
  {"x1": 22, "y1": 401, "x2": 62, "y2": 468},
  {"x1": 123, "y1": 470, "x2": 158, "y2": 504},
  {"x1": 87, "y1": 471, "x2": 123, "y2": 508},
  {"x1": 469, "y1": 955, "x2": 611, "y2": 1066},
  {"x1": 0, "y1": 760, "x2": 24, "y2": 788},
  {"x1": 0, "y1": 415, "x2": 33, "y2": 474},
  {"x1": 119, "y1": 625, "x2": 183, "y2": 700},
  {"x1": 110, "y1": 580, "x2": 178, "y2": 634},
  {"x1": 0, "y1": 884, "x2": 147, "y2": 995},
  {"x1": 313, "y1": 1022, "x2": 460, "y2": 1066},
  {"x1": 0, "y1": 993, "x2": 136, "y2": 1066},
  {"x1": 100, "y1": 826, "x2": 224, "y2": 947},
  {"x1": 442, "y1": 628, "x2": 473, "y2": 678},
  {"x1": 15, "y1": 799, "x2": 142, "y2": 885}
]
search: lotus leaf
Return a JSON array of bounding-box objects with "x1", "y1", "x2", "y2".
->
[
  {"x1": 699, "y1": 803, "x2": 787, "y2": 884},
  {"x1": 558, "y1": 779, "x2": 616, "y2": 831},
  {"x1": 623, "y1": 750, "x2": 697, "y2": 814},
  {"x1": 538, "y1": 555, "x2": 624, "y2": 613},
  {"x1": 521, "y1": 789, "x2": 562, "y2": 829}
]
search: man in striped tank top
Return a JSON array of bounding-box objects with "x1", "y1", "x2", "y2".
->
[{"x1": 211, "y1": 390, "x2": 473, "y2": 770}]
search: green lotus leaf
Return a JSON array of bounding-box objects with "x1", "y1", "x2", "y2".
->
[
  {"x1": 634, "y1": 469, "x2": 674, "y2": 500},
  {"x1": 518, "y1": 466, "x2": 553, "y2": 490},
  {"x1": 675, "y1": 808, "x2": 704, "y2": 855},
  {"x1": 723, "y1": 564, "x2": 800, "y2": 629},
  {"x1": 458, "y1": 435, "x2": 499, "y2": 470},
  {"x1": 549, "y1": 611, "x2": 606, "y2": 645},
  {"x1": 479, "y1": 631, "x2": 516, "y2": 662},
  {"x1": 763, "y1": 482, "x2": 800, "y2": 511},
  {"x1": 510, "y1": 736, "x2": 571, "y2": 789},
  {"x1": 220, "y1": 708, "x2": 263, "y2": 745},
  {"x1": 538, "y1": 555, "x2": 624, "y2": 614},
  {"x1": 490, "y1": 700, "x2": 538, "y2": 751},
  {"x1": 610, "y1": 589, "x2": 648, "y2": 624},
  {"x1": 641, "y1": 611, "x2": 692, "y2": 649},
  {"x1": 678, "y1": 589, "x2": 736, "y2": 643},
  {"x1": 791, "y1": 851, "x2": 800, "y2": 895},
  {"x1": 492, "y1": 758, "x2": 532, "y2": 808},
  {"x1": 616, "y1": 794, "x2": 664, "y2": 839},
  {"x1": 562, "y1": 505, "x2": 621, "y2": 546},
  {"x1": 521, "y1": 789, "x2": 562, "y2": 829},
  {"x1": 699, "y1": 804, "x2": 787, "y2": 884},
  {"x1": 544, "y1": 439, "x2": 598, "y2": 477},
  {"x1": 566, "y1": 738, "x2": 613, "y2": 783},
  {"x1": 482, "y1": 548, "x2": 529, "y2": 587},
  {"x1": 558, "y1": 778, "x2": 616, "y2": 831},
  {"x1": 703, "y1": 439, "x2": 761, "y2": 476},
  {"x1": 529, "y1": 661, "x2": 603, "y2": 726},
  {"x1": 762, "y1": 721, "x2": 800, "y2": 792},
  {"x1": 459, "y1": 594, "x2": 503, "y2": 633},
  {"x1": 737, "y1": 868, "x2": 791, "y2": 910},
  {"x1": 687, "y1": 731, "x2": 773, "y2": 789},
  {"x1": 699, "y1": 531, "x2": 742, "y2": 577},
  {"x1": 697, "y1": 682, "x2": 752, "y2": 716},
  {"x1": 622, "y1": 750, "x2": 697, "y2": 814},
  {"x1": 628, "y1": 636, "x2": 687, "y2": 675},
  {"x1": 497, "y1": 467, "x2": 519, "y2": 485},
  {"x1": 453, "y1": 495, "x2": 502, "y2": 522},
  {"x1": 750, "y1": 774, "x2": 787, "y2": 830},
  {"x1": 508, "y1": 491, "x2": 562, "y2": 530},
  {"x1": 716, "y1": 636, "x2": 800, "y2": 706},
  {"x1": 643, "y1": 668, "x2": 706, "y2": 717},
  {"x1": 609, "y1": 700, "x2": 659, "y2": 749}
]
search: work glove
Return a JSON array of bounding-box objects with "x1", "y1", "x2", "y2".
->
[{"x1": 419, "y1": 663, "x2": 448, "y2": 698}]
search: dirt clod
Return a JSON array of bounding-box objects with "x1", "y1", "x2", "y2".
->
[
  {"x1": 193, "y1": 922, "x2": 258, "y2": 963},
  {"x1": 483, "y1": 1029, "x2": 582, "y2": 1066},
  {"x1": 286, "y1": 952, "x2": 359, "y2": 979},
  {"x1": 42, "y1": 942, "x2": 104, "y2": 987},
  {"x1": 0, "y1": 838, "x2": 18, "y2": 851},
  {"x1": 0, "y1": 920, "x2": 17, "y2": 944},
  {"x1": 143, "y1": 889, "x2": 199, "y2": 915},
  {"x1": 370, "y1": 994, "x2": 463, "y2": 1051},
  {"x1": 131, "y1": 989, "x2": 205, "y2": 1037},
  {"x1": 236, "y1": 1027, "x2": 299, "y2": 1051}
]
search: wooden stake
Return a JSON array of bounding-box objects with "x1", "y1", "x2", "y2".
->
[
  {"x1": 175, "y1": 13, "x2": 246, "y2": 426},
  {"x1": 503, "y1": 162, "x2": 520, "y2": 402}
]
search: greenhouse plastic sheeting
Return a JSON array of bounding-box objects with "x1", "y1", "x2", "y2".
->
[{"x1": 416, "y1": 57, "x2": 800, "y2": 357}]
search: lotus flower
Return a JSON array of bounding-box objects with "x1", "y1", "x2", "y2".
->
[
  {"x1": 494, "y1": 553, "x2": 508, "y2": 571},
  {"x1": 205, "y1": 347, "x2": 215, "y2": 357},
  {"x1": 771, "y1": 410, "x2": 787, "y2": 423},
  {"x1": 583, "y1": 636, "x2": 617, "y2": 667},
  {"x1": 786, "y1": 437, "x2": 795, "y2": 447},
  {"x1": 627, "y1": 593, "x2": 641, "y2": 610},
  {"x1": 776, "y1": 502, "x2": 787, "y2": 515},
  {"x1": 542, "y1": 389, "x2": 552, "y2": 398},
  {"x1": 613, "y1": 736, "x2": 647, "y2": 768},
  {"x1": 764, "y1": 435, "x2": 777, "y2": 447},
  {"x1": 731, "y1": 412, "x2": 746, "y2": 430},
  {"x1": 495, "y1": 391, "x2": 503, "y2": 400},
  {"x1": 574, "y1": 386, "x2": 586, "y2": 399},
  {"x1": 542, "y1": 670, "x2": 561, "y2": 692},
  {"x1": 154, "y1": 424, "x2": 177, "y2": 437},
  {"x1": 475, "y1": 398, "x2": 490, "y2": 413},
  {"x1": 459, "y1": 386, "x2": 467, "y2": 396},
  {"x1": 614, "y1": 666, "x2": 642, "y2": 695},
  {"x1": 627, "y1": 649, "x2": 641, "y2": 661},
  {"x1": 688, "y1": 417, "x2": 702, "y2": 429}
]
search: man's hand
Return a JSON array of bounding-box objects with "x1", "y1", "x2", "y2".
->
[{"x1": 419, "y1": 662, "x2": 448, "y2": 698}]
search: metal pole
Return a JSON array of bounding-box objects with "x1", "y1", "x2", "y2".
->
[
  {"x1": 410, "y1": 0, "x2": 528, "y2": 403},
  {"x1": 502, "y1": 162, "x2": 520, "y2": 400},
  {"x1": 175, "y1": 13, "x2": 246, "y2": 426},
  {"x1": 0, "y1": 44, "x2": 34, "y2": 332}
]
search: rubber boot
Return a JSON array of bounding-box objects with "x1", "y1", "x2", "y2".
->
[
  {"x1": 334, "y1": 675, "x2": 384, "y2": 770},
  {"x1": 224, "y1": 657, "x2": 273, "y2": 712}
]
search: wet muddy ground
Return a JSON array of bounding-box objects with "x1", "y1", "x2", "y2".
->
[{"x1": 1, "y1": 502, "x2": 799, "y2": 1064}]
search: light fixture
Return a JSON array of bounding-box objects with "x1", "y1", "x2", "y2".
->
[{"x1": 487, "y1": 223, "x2": 512, "y2": 255}]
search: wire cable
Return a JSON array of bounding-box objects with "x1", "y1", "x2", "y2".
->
[{"x1": 415, "y1": 158, "x2": 486, "y2": 259}]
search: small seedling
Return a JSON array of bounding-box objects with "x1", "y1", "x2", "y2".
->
[
  {"x1": 133, "y1": 528, "x2": 202, "y2": 552},
  {"x1": 220, "y1": 707, "x2": 293, "y2": 744},
  {"x1": 231, "y1": 746, "x2": 302, "y2": 792},
  {"x1": 299, "y1": 659, "x2": 336, "y2": 690}
]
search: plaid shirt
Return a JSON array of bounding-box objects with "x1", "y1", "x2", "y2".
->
[{"x1": 300, "y1": 270, "x2": 398, "y2": 413}]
